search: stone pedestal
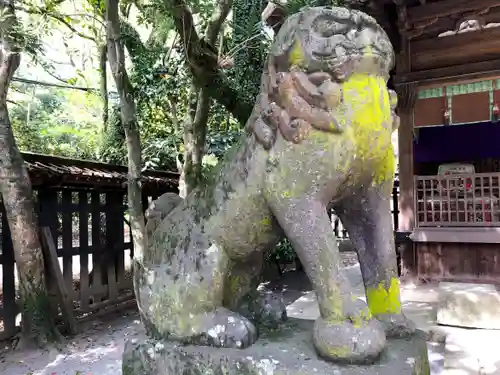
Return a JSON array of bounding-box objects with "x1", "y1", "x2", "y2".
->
[
  {"x1": 437, "y1": 282, "x2": 500, "y2": 329},
  {"x1": 122, "y1": 319, "x2": 430, "y2": 375}
]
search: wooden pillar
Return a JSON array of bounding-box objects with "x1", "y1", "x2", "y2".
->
[
  {"x1": 395, "y1": 82, "x2": 417, "y2": 280},
  {"x1": 396, "y1": 82, "x2": 417, "y2": 231}
]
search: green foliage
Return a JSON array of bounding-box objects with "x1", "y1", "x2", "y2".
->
[
  {"x1": 135, "y1": 49, "x2": 188, "y2": 170},
  {"x1": 267, "y1": 239, "x2": 296, "y2": 264},
  {"x1": 230, "y1": 0, "x2": 270, "y2": 106},
  {"x1": 99, "y1": 105, "x2": 126, "y2": 163},
  {"x1": 284, "y1": 0, "x2": 345, "y2": 14},
  {"x1": 0, "y1": 4, "x2": 43, "y2": 57},
  {"x1": 10, "y1": 85, "x2": 102, "y2": 159}
]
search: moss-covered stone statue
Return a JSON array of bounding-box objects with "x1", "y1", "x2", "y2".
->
[{"x1": 135, "y1": 6, "x2": 415, "y2": 364}]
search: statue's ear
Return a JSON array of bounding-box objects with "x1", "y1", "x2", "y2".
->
[{"x1": 270, "y1": 12, "x2": 301, "y2": 71}]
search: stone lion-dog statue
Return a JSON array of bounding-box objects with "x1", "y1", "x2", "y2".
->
[{"x1": 134, "y1": 5, "x2": 415, "y2": 364}]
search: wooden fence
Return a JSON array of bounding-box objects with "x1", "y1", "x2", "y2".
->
[
  {"x1": 0, "y1": 152, "x2": 178, "y2": 341},
  {"x1": 0, "y1": 187, "x2": 165, "y2": 340}
]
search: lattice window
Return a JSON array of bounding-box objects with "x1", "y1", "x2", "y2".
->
[{"x1": 415, "y1": 173, "x2": 500, "y2": 227}]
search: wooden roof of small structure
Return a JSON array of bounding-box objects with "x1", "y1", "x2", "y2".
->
[
  {"x1": 365, "y1": 0, "x2": 500, "y2": 85},
  {"x1": 262, "y1": 0, "x2": 500, "y2": 85},
  {"x1": 21, "y1": 152, "x2": 179, "y2": 192}
]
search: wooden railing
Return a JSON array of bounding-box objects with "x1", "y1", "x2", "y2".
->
[
  {"x1": 0, "y1": 187, "x2": 167, "y2": 341},
  {"x1": 415, "y1": 172, "x2": 500, "y2": 227}
]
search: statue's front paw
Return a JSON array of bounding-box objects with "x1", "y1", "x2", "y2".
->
[
  {"x1": 234, "y1": 290, "x2": 287, "y2": 329},
  {"x1": 376, "y1": 313, "x2": 416, "y2": 338},
  {"x1": 313, "y1": 316, "x2": 386, "y2": 364},
  {"x1": 202, "y1": 308, "x2": 258, "y2": 349}
]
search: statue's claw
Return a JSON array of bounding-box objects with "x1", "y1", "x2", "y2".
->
[
  {"x1": 197, "y1": 308, "x2": 258, "y2": 349},
  {"x1": 376, "y1": 313, "x2": 416, "y2": 338}
]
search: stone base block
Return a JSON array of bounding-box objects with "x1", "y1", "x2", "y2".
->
[
  {"x1": 437, "y1": 282, "x2": 500, "y2": 329},
  {"x1": 122, "y1": 319, "x2": 430, "y2": 375}
]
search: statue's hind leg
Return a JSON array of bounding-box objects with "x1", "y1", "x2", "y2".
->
[
  {"x1": 267, "y1": 195, "x2": 386, "y2": 364},
  {"x1": 135, "y1": 240, "x2": 258, "y2": 349},
  {"x1": 335, "y1": 181, "x2": 416, "y2": 338}
]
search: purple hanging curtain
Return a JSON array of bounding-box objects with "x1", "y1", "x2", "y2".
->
[{"x1": 413, "y1": 121, "x2": 500, "y2": 163}]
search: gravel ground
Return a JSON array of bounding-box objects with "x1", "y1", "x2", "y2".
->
[
  {"x1": 0, "y1": 308, "x2": 145, "y2": 375},
  {"x1": 339, "y1": 251, "x2": 359, "y2": 267}
]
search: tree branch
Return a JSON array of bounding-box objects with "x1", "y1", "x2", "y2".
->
[
  {"x1": 38, "y1": 60, "x2": 73, "y2": 84},
  {"x1": 59, "y1": 13, "x2": 106, "y2": 27},
  {"x1": 120, "y1": 19, "x2": 147, "y2": 64},
  {"x1": 165, "y1": 0, "x2": 253, "y2": 124},
  {"x1": 166, "y1": 96, "x2": 181, "y2": 130},
  {"x1": 106, "y1": 0, "x2": 134, "y2": 110},
  {"x1": 205, "y1": 0, "x2": 232, "y2": 46},
  {"x1": 11, "y1": 76, "x2": 96, "y2": 92},
  {"x1": 15, "y1": 5, "x2": 98, "y2": 43},
  {"x1": 0, "y1": 0, "x2": 22, "y2": 100},
  {"x1": 99, "y1": 44, "x2": 109, "y2": 130},
  {"x1": 106, "y1": 0, "x2": 146, "y2": 260}
]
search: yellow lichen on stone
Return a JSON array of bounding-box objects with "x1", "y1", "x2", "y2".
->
[
  {"x1": 281, "y1": 190, "x2": 291, "y2": 198},
  {"x1": 228, "y1": 275, "x2": 241, "y2": 296},
  {"x1": 323, "y1": 344, "x2": 352, "y2": 358},
  {"x1": 344, "y1": 304, "x2": 373, "y2": 328},
  {"x1": 259, "y1": 216, "x2": 272, "y2": 226},
  {"x1": 351, "y1": 315, "x2": 364, "y2": 329},
  {"x1": 366, "y1": 277, "x2": 402, "y2": 316},
  {"x1": 288, "y1": 40, "x2": 305, "y2": 67},
  {"x1": 323, "y1": 281, "x2": 344, "y2": 323},
  {"x1": 340, "y1": 73, "x2": 395, "y2": 185}
]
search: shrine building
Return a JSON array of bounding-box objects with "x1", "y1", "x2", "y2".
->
[{"x1": 263, "y1": 0, "x2": 500, "y2": 283}]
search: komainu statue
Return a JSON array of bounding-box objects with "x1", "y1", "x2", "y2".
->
[{"x1": 135, "y1": 6, "x2": 415, "y2": 364}]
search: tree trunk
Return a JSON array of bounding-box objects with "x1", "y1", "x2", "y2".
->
[
  {"x1": 177, "y1": 0, "x2": 232, "y2": 196},
  {"x1": 99, "y1": 44, "x2": 109, "y2": 131},
  {"x1": 0, "y1": 0, "x2": 60, "y2": 347},
  {"x1": 179, "y1": 87, "x2": 210, "y2": 197},
  {"x1": 167, "y1": 0, "x2": 253, "y2": 125},
  {"x1": 106, "y1": 0, "x2": 146, "y2": 260}
]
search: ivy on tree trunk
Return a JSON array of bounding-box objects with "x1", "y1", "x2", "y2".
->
[
  {"x1": 177, "y1": 0, "x2": 234, "y2": 195},
  {"x1": 232, "y1": 0, "x2": 267, "y2": 105},
  {"x1": 99, "y1": 44, "x2": 109, "y2": 131},
  {"x1": 166, "y1": 0, "x2": 253, "y2": 125},
  {"x1": 0, "y1": 0, "x2": 60, "y2": 347},
  {"x1": 106, "y1": 0, "x2": 146, "y2": 260},
  {"x1": 178, "y1": 86, "x2": 211, "y2": 197}
]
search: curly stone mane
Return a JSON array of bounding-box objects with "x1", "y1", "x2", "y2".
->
[{"x1": 248, "y1": 6, "x2": 397, "y2": 150}]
